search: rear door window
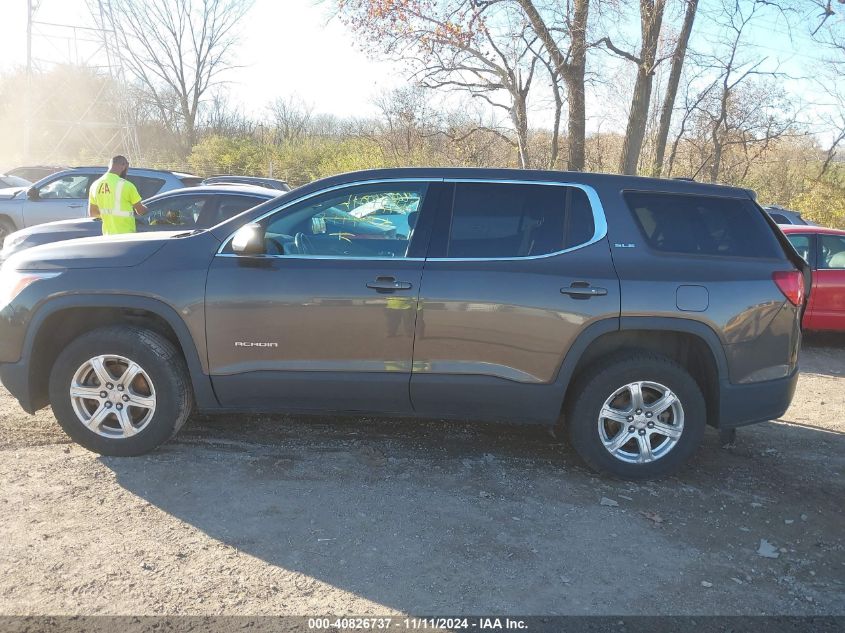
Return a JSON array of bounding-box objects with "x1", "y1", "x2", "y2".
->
[
  {"x1": 208, "y1": 195, "x2": 268, "y2": 227},
  {"x1": 445, "y1": 183, "x2": 595, "y2": 258},
  {"x1": 624, "y1": 192, "x2": 782, "y2": 259}
]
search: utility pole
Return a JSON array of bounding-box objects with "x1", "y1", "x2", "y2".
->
[{"x1": 24, "y1": 0, "x2": 33, "y2": 163}]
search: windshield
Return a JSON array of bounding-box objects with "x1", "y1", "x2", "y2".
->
[{"x1": 0, "y1": 175, "x2": 31, "y2": 188}]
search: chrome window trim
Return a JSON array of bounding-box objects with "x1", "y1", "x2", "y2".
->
[
  {"x1": 431, "y1": 178, "x2": 607, "y2": 261},
  {"x1": 216, "y1": 254, "x2": 426, "y2": 261},
  {"x1": 215, "y1": 176, "x2": 608, "y2": 261},
  {"x1": 148, "y1": 191, "x2": 273, "y2": 204}
]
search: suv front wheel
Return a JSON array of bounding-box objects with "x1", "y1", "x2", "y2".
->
[
  {"x1": 566, "y1": 353, "x2": 706, "y2": 479},
  {"x1": 48, "y1": 325, "x2": 193, "y2": 456}
]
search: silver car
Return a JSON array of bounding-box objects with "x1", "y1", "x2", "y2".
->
[
  {"x1": 1, "y1": 184, "x2": 279, "y2": 261},
  {"x1": 0, "y1": 166, "x2": 202, "y2": 241}
]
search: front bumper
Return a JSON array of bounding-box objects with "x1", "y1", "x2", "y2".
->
[
  {"x1": 717, "y1": 366, "x2": 799, "y2": 429},
  {"x1": 0, "y1": 360, "x2": 36, "y2": 414}
]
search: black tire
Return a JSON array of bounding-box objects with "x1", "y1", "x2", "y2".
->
[
  {"x1": 565, "y1": 352, "x2": 706, "y2": 480},
  {"x1": 48, "y1": 325, "x2": 193, "y2": 456}
]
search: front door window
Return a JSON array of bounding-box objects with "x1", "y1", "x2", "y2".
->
[
  {"x1": 142, "y1": 195, "x2": 211, "y2": 229},
  {"x1": 37, "y1": 175, "x2": 92, "y2": 199},
  {"x1": 258, "y1": 184, "x2": 428, "y2": 258},
  {"x1": 820, "y1": 235, "x2": 845, "y2": 269}
]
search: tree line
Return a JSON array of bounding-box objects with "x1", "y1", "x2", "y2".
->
[{"x1": 0, "y1": 0, "x2": 842, "y2": 227}]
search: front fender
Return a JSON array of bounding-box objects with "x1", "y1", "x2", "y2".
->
[{"x1": 13, "y1": 293, "x2": 217, "y2": 412}]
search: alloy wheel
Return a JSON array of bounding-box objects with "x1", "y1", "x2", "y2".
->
[
  {"x1": 69, "y1": 355, "x2": 156, "y2": 439},
  {"x1": 597, "y1": 380, "x2": 684, "y2": 464}
]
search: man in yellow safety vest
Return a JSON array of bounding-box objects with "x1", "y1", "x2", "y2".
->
[{"x1": 88, "y1": 155, "x2": 148, "y2": 235}]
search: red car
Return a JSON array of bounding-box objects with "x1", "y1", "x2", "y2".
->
[{"x1": 782, "y1": 225, "x2": 845, "y2": 332}]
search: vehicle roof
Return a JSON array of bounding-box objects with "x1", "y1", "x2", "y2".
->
[
  {"x1": 780, "y1": 225, "x2": 845, "y2": 236},
  {"x1": 205, "y1": 174, "x2": 288, "y2": 182},
  {"x1": 295, "y1": 167, "x2": 754, "y2": 198},
  {"x1": 6, "y1": 164, "x2": 65, "y2": 169},
  {"x1": 71, "y1": 166, "x2": 199, "y2": 178},
  {"x1": 144, "y1": 183, "x2": 281, "y2": 201},
  {"x1": 764, "y1": 206, "x2": 802, "y2": 215}
]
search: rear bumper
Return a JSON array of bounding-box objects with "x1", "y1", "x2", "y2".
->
[
  {"x1": 717, "y1": 367, "x2": 799, "y2": 429},
  {"x1": 0, "y1": 360, "x2": 36, "y2": 414}
]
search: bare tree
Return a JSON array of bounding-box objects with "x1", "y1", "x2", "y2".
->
[
  {"x1": 268, "y1": 95, "x2": 315, "y2": 144},
  {"x1": 536, "y1": 53, "x2": 565, "y2": 168},
  {"x1": 663, "y1": 67, "x2": 715, "y2": 177},
  {"x1": 814, "y1": 33, "x2": 845, "y2": 178},
  {"x1": 202, "y1": 90, "x2": 254, "y2": 137},
  {"x1": 516, "y1": 0, "x2": 591, "y2": 171},
  {"x1": 371, "y1": 86, "x2": 440, "y2": 162},
  {"x1": 336, "y1": 0, "x2": 541, "y2": 168},
  {"x1": 599, "y1": 0, "x2": 669, "y2": 175},
  {"x1": 95, "y1": 0, "x2": 254, "y2": 153},
  {"x1": 809, "y1": 0, "x2": 845, "y2": 34},
  {"x1": 651, "y1": 0, "x2": 698, "y2": 176},
  {"x1": 662, "y1": 2, "x2": 800, "y2": 185}
]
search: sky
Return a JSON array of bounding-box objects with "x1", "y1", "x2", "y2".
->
[
  {"x1": 0, "y1": 0, "x2": 836, "y2": 135},
  {"x1": 0, "y1": 0, "x2": 403, "y2": 119}
]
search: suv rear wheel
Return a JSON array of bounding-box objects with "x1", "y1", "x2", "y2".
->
[
  {"x1": 566, "y1": 353, "x2": 706, "y2": 479},
  {"x1": 48, "y1": 325, "x2": 193, "y2": 456}
]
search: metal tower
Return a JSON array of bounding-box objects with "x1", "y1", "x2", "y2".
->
[{"x1": 23, "y1": 0, "x2": 140, "y2": 163}]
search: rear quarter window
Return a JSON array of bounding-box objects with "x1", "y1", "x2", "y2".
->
[
  {"x1": 127, "y1": 176, "x2": 166, "y2": 198},
  {"x1": 624, "y1": 192, "x2": 782, "y2": 259}
]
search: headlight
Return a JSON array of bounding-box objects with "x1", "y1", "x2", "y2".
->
[{"x1": 0, "y1": 268, "x2": 62, "y2": 309}]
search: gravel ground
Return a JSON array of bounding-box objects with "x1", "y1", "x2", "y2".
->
[{"x1": 0, "y1": 335, "x2": 843, "y2": 616}]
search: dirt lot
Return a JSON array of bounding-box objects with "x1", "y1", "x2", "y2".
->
[{"x1": 1, "y1": 336, "x2": 844, "y2": 617}]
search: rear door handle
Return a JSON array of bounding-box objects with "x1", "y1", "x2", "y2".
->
[
  {"x1": 561, "y1": 283, "x2": 608, "y2": 298},
  {"x1": 367, "y1": 276, "x2": 413, "y2": 291},
  {"x1": 68, "y1": 204, "x2": 84, "y2": 209}
]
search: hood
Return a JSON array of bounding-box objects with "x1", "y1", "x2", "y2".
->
[
  {"x1": 0, "y1": 187, "x2": 25, "y2": 200},
  {"x1": 9, "y1": 217, "x2": 101, "y2": 240},
  {"x1": 3, "y1": 230, "x2": 186, "y2": 271}
]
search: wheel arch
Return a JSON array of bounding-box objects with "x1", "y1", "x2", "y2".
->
[
  {"x1": 0, "y1": 213, "x2": 19, "y2": 232},
  {"x1": 557, "y1": 317, "x2": 728, "y2": 428},
  {"x1": 23, "y1": 294, "x2": 216, "y2": 412}
]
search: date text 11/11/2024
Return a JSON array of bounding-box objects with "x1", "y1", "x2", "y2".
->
[{"x1": 307, "y1": 617, "x2": 529, "y2": 630}]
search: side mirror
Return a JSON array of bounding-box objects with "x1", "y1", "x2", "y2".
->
[
  {"x1": 231, "y1": 223, "x2": 267, "y2": 255},
  {"x1": 26, "y1": 187, "x2": 39, "y2": 201}
]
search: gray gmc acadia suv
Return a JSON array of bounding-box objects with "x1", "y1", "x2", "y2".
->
[{"x1": 0, "y1": 168, "x2": 808, "y2": 479}]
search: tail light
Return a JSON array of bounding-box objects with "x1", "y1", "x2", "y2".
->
[{"x1": 772, "y1": 270, "x2": 805, "y2": 306}]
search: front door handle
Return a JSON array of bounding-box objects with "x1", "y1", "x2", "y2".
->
[
  {"x1": 68, "y1": 204, "x2": 84, "y2": 209},
  {"x1": 367, "y1": 276, "x2": 413, "y2": 291},
  {"x1": 561, "y1": 283, "x2": 608, "y2": 298}
]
